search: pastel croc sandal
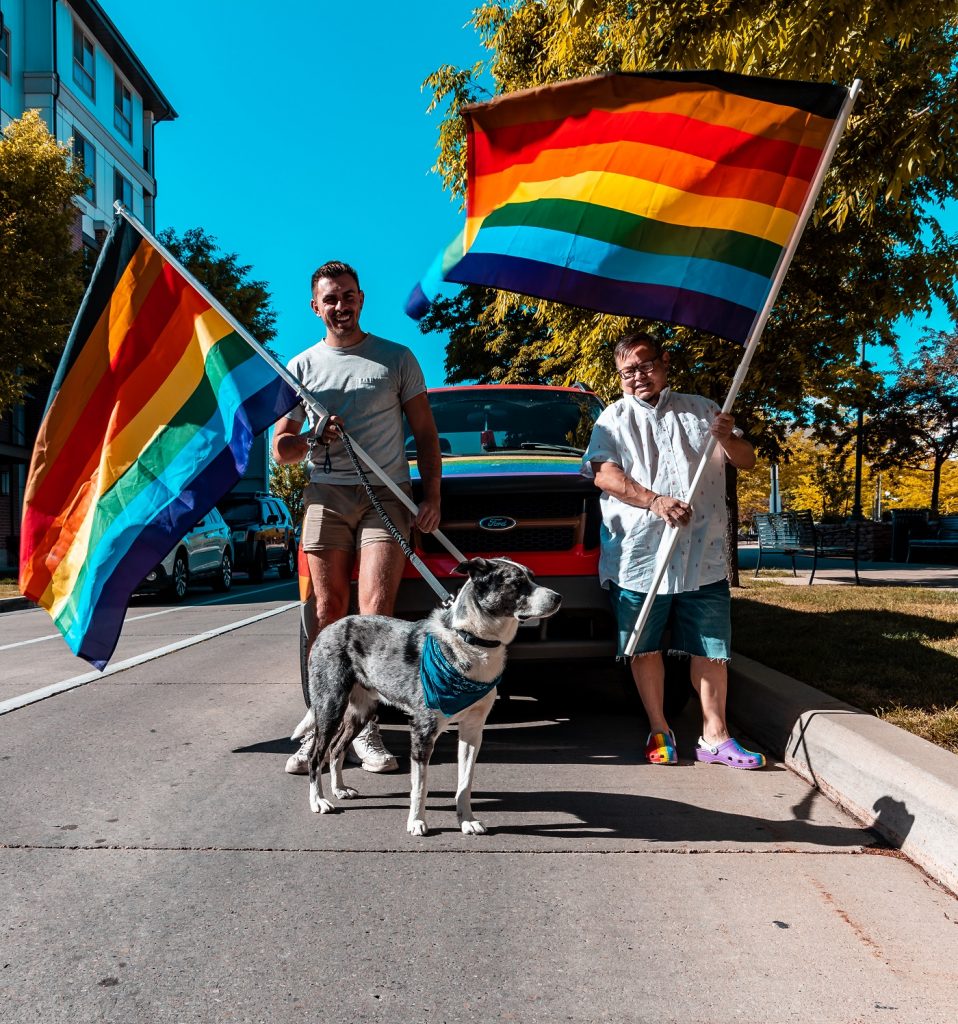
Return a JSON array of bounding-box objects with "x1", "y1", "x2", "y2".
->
[
  {"x1": 695, "y1": 736, "x2": 766, "y2": 770},
  {"x1": 645, "y1": 730, "x2": 678, "y2": 765}
]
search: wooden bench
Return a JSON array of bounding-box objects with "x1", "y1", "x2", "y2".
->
[
  {"x1": 906, "y1": 514, "x2": 958, "y2": 562},
  {"x1": 753, "y1": 510, "x2": 860, "y2": 585}
]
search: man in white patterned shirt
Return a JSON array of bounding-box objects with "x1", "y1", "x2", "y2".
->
[{"x1": 582, "y1": 331, "x2": 765, "y2": 770}]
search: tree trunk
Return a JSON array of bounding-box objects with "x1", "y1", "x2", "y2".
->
[
  {"x1": 725, "y1": 463, "x2": 741, "y2": 587},
  {"x1": 931, "y1": 454, "x2": 944, "y2": 519}
]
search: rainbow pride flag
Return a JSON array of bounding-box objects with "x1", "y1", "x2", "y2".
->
[
  {"x1": 19, "y1": 216, "x2": 300, "y2": 668},
  {"x1": 406, "y1": 70, "x2": 849, "y2": 343}
]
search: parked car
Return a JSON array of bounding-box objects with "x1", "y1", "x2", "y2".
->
[
  {"x1": 139, "y1": 506, "x2": 233, "y2": 601},
  {"x1": 219, "y1": 493, "x2": 296, "y2": 581}
]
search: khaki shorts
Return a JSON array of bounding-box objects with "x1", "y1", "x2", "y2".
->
[{"x1": 301, "y1": 481, "x2": 413, "y2": 552}]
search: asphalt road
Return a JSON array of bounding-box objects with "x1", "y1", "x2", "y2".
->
[{"x1": 2, "y1": 576, "x2": 958, "y2": 1023}]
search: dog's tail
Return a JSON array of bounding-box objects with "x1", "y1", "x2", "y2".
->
[{"x1": 290, "y1": 708, "x2": 315, "y2": 740}]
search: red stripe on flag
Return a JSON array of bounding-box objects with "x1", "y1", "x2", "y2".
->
[{"x1": 469, "y1": 108, "x2": 826, "y2": 183}]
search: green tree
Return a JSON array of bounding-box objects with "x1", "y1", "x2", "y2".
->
[
  {"x1": 421, "y1": 1, "x2": 958, "y2": 461},
  {"x1": 157, "y1": 227, "x2": 278, "y2": 351},
  {"x1": 0, "y1": 110, "x2": 87, "y2": 414},
  {"x1": 866, "y1": 331, "x2": 958, "y2": 516},
  {"x1": 269, "y1": 459, "x2": 308, "y2": 525}
]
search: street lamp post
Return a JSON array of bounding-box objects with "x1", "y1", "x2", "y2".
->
[{"x1": 851, "y1": 336, "x2": 866, "y2": 521}]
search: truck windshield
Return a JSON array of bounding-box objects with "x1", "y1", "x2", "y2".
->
[{"x1": 406, "y1": 388, "x2": 604, "y2": 457}]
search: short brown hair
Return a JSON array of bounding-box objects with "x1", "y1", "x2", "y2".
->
[
  {"x1": 613, "y1": 330, "x2": 663, "y2": 363},
  {"x1": 311, "y1": 261, "x2": 360, "y2": 293}
]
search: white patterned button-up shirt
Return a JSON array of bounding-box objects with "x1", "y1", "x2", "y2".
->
[{"x1": 581, "y1": 388, "x2": 731, "y2": 594}]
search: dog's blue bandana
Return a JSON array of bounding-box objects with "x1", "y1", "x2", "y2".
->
[{"x1": 420, "y1": 633, "x2": 502, "y2": 717}]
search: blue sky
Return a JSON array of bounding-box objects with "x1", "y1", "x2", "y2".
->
[
  {"x1": 107, "y1": 1, "x2": 954, "y2": 384},
  {"x1": 107, "y1": 0, "x2": 485, "y2": 388}
]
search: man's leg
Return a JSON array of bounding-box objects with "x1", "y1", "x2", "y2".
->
[
  {"x1": 690, "y1": 656, "x2": 730, "y2": 747},
  {"x1": 285, "y1": 547, "x2": 353, "y2": 775},
  {"x1": 612, "y1": 583, "x2": 674, "y2": 761},
  {"x1": 355, "y1": 540, "x2": 407, "y2": 616},
  {"x1": 344, "y1": 540, "x2": 407, "y2": 772},
  {"x1": 630, "y1": 653, "x2": 679, "y2": 764},
  {"x1": 629, "y1": 653, "x2": 669, "y2": 734},
  {"x1": 690, "y1": 655, "x2": 765, "y2": 768},
  {"x1": 305, "y1": 548, "x2": 354, "y2": 653}
]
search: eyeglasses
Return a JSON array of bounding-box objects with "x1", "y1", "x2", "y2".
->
[{"x1": 617, "y1": 358, "x2": 660, "y2": 380}]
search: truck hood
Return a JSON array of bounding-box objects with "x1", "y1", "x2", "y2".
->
[{"x1": 411, "y1": 453, "x2": 586, "y2": 480}]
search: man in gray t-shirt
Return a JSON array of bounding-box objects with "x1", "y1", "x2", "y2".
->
[{"x1": 273, "y1": 261, "x2": 441, "y2": 776}]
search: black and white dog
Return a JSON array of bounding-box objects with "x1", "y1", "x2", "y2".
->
[{"x1": 291, "y1": 557, "x2": 560, "y2": 836}]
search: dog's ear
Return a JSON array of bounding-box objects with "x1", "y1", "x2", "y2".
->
[{"x1": 454, "y1": 557, "x2": 491, "y2": 577}]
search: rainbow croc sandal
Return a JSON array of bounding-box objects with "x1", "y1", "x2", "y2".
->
[
  {"x1": 645, "y1": 730, "x2": 678, "y2": 765},
  {"x1": 695, "y1": 736, "x2": 766, "y2": 770}
]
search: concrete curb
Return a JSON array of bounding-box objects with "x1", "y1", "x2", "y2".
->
[
  {"x1": 0, "y1": 596, "x2": 31, "y2": 613},
  {"x1": 729, "y1": 652, "x2": 958, "y2": 896}
]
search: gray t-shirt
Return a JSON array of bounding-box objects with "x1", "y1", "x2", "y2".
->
[{"x1": 286, "y1": 333, "x2": 426, "y2": 485}]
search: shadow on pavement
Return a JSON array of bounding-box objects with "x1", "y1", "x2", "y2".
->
[{"x1": 466, "y1": 790, "x2": 875, "y2": 846}]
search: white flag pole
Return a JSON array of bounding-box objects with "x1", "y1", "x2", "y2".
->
[
  {"x1": 113, "y1": 206, "x2": 467, "y2": 598},
  {"x1": 623, "y1": 78, "x2": 862, "y2": 657}
]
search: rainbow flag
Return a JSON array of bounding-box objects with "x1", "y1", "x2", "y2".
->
[
  {"x1": 406, "y1": 70, "x2": 849, "y2": 343},
  {"x1": 19, "y1": 216, "x2": 300, "y2": 668}
]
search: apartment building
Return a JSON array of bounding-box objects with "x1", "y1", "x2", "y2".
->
[{"x1": 0, "y1": 0, "x2": 176, "y2": 570}]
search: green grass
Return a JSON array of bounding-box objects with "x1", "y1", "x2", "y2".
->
[{"x1": 731, "y1": 579, "x2": 958, "y2": 753}]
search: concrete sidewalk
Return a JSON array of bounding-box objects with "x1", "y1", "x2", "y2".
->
[
  {"x1": 732, "y1": 544, "x2": 958, "y2": 895},
  {"x1": 738, "y1": 542, "x2": 958, "y2": 587}
]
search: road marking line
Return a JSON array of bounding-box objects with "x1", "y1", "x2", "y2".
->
[
  {"x1": 0, "y1": 601, "x2": 300, "y2": 716},
  {"x1": 0, "y1": 581, "x2": 293, "y2": 652}
]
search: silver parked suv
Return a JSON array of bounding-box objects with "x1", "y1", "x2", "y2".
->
[{"x1": 139, "y1": 506, "x2": 233, "y2": 601}]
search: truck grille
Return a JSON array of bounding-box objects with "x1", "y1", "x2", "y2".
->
[
  {"x1": 438, "y1": 493, "x2": 585, "y2": 519},
  {"x1": 421, "y1": 526, "x2": 578, "y2": 554}
]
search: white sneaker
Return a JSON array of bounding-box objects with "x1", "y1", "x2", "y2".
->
[
  {"x1": 285, "y1": 730, "x2": 313, "y2": 775},
  {"x1": 347, "y1": 719, "x2": 398, "y2": 773}
]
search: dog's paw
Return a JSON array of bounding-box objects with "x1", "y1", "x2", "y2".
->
[
  {"x1": 310, "y1": 796, "x2": 337, "y2": 814},
  {"x1": 332, "y1": 785, "x2": 359, "y2": 800},
  {"x1": 460, "y1": 819, "x2": 487, "y2": 836},
  {"x1": 407, "y1": 819, "x2": 429, "y2": 837}
]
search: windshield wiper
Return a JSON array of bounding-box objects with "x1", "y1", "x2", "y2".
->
[{"x1": 518, "y1": 442, "x2": 585, "y2": 454}]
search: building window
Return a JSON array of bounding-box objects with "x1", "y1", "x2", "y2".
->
[
  {"x1": 114, "y1": 169, "x2": 133, "y2": 210},
  {"x1": 72, "y1": 24, "x2": 95, "y2": 99},
  {"x1": 73, "y1": 132, "x2": 96, "y2": 204},
  {"x1": 114, "y1": 74, "x2": 133, "y2": 141},
  {"x1": 0, "y1": 25, "x2": 11, "y2": 81}
]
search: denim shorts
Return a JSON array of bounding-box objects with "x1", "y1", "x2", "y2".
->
[{"x1": 610, "y1": 578, "x2": 731, "y2": 661}]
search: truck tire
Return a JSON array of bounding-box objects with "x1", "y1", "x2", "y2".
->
[
  {"x1": 249, "y1": 544, "x2": 267, "y2": 583},
  {"x1": 279, "y1": 544, "x2": 295, "y2": 579}
]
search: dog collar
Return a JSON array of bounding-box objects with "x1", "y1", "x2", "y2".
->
[{"x1": 454, "y1": 628, "x2": 502, "y2": 649}]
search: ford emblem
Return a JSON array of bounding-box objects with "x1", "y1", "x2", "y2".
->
[{"x1": 479, "y1": 516, "x2": 517, "y2": 532}]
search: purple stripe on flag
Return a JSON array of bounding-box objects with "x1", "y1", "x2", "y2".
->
[
  {"x1": 445, "y1": 252, "x2": 759, "y2": 344},
  {"x1": 405, "y1": 282, "x2": 432, "y2": 320}
]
